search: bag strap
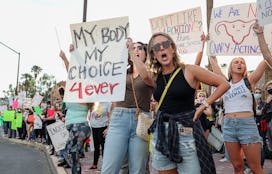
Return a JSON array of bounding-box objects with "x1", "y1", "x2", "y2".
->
[
  {"x1": 244, "y1": 77, "x2": 257, "y2": 116},
  {"x1": 157, "y1": 67, "x2": 182, "y2": 110},
  {"x1": 130, "y1": 74, "x2": 140, "y2": 115}
]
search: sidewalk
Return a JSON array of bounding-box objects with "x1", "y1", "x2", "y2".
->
[
  {"x1": 2, "y1": 136, "x2": 272, "y2": 174},
  {"x1": 65, "y1": 148, "x2": 272, "y2": 174}
]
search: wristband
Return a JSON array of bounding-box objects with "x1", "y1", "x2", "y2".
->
[{"x1": 202, "y1": 99, "x2": 210, "y2": 108}]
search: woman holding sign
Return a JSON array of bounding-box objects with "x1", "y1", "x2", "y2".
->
[
  {"x1": 59, "y1": 45, "x2": 94, "y2": 174},
  {"x1": 206, "y1": 21, "x2": 272, "y2": 174},
  {"x1": 101, "y1": 39, "x2": 155, "y2": 174},
  {"x1": 147, "y1": 32, "x2": 230, "y2": 174}
]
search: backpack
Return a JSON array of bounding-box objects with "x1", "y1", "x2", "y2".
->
[{"x1": 243, "y1": 77, "x2": 257, "y2": 116}]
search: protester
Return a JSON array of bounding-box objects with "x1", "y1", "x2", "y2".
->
[
  {"x1": 87, "y1": 102, "x2": 111, "y2": 170},
  {"x1": 42, "y1": 103, "x2": 56, "y2": 154},
  {"x1": 26, "y1": 109, "x2": 35, "y2": 141},
  {"x1": 263, "y1": 81, "x2": 272, "y2": 152},
  {"x1": 195, "y1": 91, "x2": 213, "y2": 139},
  {"x1": 147, "y1": 32, "x2": 230, "y2": 174},
  {"x1": 101, "y1": 39, "x2": 155, "y2": 174},
  {"x1": 17, "y1": 108, "x2": 27, "y2": 140},
  {"x1": 254, "y1": 88, "x2": 267, "y2": 166},
  {"x1": 59, "y1": 45, "x2": 94, "y2": 174},
  {"x1": 206, "y1": 20, "x2": 272, "y2": 173}
]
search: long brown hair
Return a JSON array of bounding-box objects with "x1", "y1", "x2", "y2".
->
[
  {"x1": 127, "y1": 42, "x2": 147, "y2": 74},
  {"x1": 147, "y1": 32, "x2": 185, "y2": 80}
]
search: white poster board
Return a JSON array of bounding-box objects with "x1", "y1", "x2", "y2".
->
[
  {"x1": 32, "y1": 93, "x2": 43, "y2": 107},
  {"x1": 207, "y1": 126, "x2": 224, "y2": 151},
  {"x1": 257, "y1": 0, "x2": 272, "y2": 26},
  {"x1": 149, "y1": 7, "x2": 203, "y2": 55},
  {"x1": 18, "y1": 91, "x2": 26, "y2": 108},
  {"x1": 0, "y1": 105, "x2": 7, "y2": 112},
  {"x1": 64, "y1": 16, "x2": 129, "y2": 103},
  {"x1": 46, "y1": 121, "x2": 69, "y2": 152},
  {"x1": 208, "y1": 3, "x2": 272, "y2": 56}
]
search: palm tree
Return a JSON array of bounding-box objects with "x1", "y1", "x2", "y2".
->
[
  {"x1": 20, "y1": 73, "x2": 33, "y2": 97},
  {"x1": 31, "y1": 65, "x2": 42, "y2": 93},
  {"x1": 2, "y1": 84, "x2": 16, "y2": 97},
  {"x1": 31, "y1": 65, "x2": 42, "y2": 79},
  {"x1": 38, "y1": 73, "x2": 56, "y2": 101}
]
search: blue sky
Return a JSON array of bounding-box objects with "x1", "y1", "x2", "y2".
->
[{"x1": 0, "y1": 0, "x2": 259, "y2": 97}]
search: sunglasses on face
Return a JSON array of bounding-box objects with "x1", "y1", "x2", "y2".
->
[
  {"x1": 133, "y1": 45, "x2": 144, "y2": 51},
  {"x1": 152, "y1": 40, "x2": 171, "y2": 52}
]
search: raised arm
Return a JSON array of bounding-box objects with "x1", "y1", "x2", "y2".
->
[
  {"x1": 253, "y1": 21, "x2": 272, "y2": 67},
  {"x1": 127, "y1": 38, "x2": 155, "y2": 87},
  {"x1": 194, "y1": 32, "x2": 206, "y2": 66},
  {"x1": 208, "y1": 56, "x2": 227, "y2": 80},
  {"x1": 59, "y1": 50, "x2": 69, "y2": 72},
  {"x1": 59, "y1": 44, "x2": 75, "y2": 72}
]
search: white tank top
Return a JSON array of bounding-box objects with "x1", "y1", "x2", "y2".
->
[{"x1": 223, "y1": 79, "x2": 253, "y2": 114}]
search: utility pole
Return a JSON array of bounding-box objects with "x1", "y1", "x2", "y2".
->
[
  {"x1": 206, "y1": 0, "x2": 213, "y2": 95},
  {"x1": 83, "y1": 0, "x2": 88, "y2": 22},
  {"x1": 0, "y1": 41, "x2": 20, "y2": 95}
]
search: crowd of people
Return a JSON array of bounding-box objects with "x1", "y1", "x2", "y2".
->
[{"x1": 1, "y1": 20, "x2": 272, "y2": 174}]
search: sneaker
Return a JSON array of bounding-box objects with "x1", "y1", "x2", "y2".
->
[
  {"x1": 89, "y1": 165, "x2": 97, "y2": 170},
  {"x1": 219, "y1": 157, "x2": 228, "y2": 162},
  {"x1": 244, "y1": 168, "x2": 252, "y2": 174},
  {"x1": 57, "y1": 160, "x2": 66, "y2": 167}
]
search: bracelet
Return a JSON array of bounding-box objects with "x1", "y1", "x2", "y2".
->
[
  {"x1": 202, "y1": 99, "x2": 210, "y2": 108},
  {"x1": 256, "y1": 31, "x2": 264, "y2": 35}
]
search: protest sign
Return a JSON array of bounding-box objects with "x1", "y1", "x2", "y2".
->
[
  {"x1": 46, "y1": 121, "x2": 69, "y2": 152},
  {"x1": 3, "y1": 110, "x2": 15, "y2": 122},
  {"x1": 64, "y1": 16, "x2": 129, "y2": 103},
  {"x1": 32, "y1": 93, "x2": 43, "y2": 107},
  {"x1": 12, "y1": 100, "x2": 18, "y2": 110},
  {"x1": 18, "y1": 91, "x2": 26, "y2": 108},
  {"x1": 0, "y1": 105, "x2": 7, "y2": 112},
  {"x1": 15, "y1": 113, "x2": 23, "y2": 128},
  {"x1": 23, "y1": 98, "x2": 32, "y2": 109},
  {"x1": 208, "y1": 3, "x2": 272, "y2": 56},
  {"x1": 150, "y1": 7, "x2": 203, "y2": 54},
  {"x1": 34, "y1": 106, "x2": 42, "y2": 115},
  {"x1": 257, "y1": 0, "x2": 272, "y2": 26}
]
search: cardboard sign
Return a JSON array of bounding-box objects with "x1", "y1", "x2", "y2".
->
[
  {"x1": 3, "y1": 110, "x2": 15, "y2": 122},
  {"x1": 257, "y1": 0, "x2": 272, "y2": 26},
  {"x1": 64, "y1": 16, "x2": 129, "y2": 103},
  {"x1": 46, "y1": 121, "x2": 69, "y2": 152},
  {"x1": 208, "y1": 3, "x2": 272, "y2": 56},
  {"x1": 15, "y1": 113, "x2": 23, "y2": 128},
  {"x1": 149, "y1": 7, "x2": 203, "y2": 54},
  {"x1": 32, "y1": 93, "x2": 43, "y2": 107}
]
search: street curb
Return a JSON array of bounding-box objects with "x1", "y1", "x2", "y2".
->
[{"x1": 1, "y1": 137, "x2": 66, "y2": 174}]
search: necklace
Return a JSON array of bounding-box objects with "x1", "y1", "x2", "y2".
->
[{"x1": 162, "y1": 71, "x2": 174, "y2": 86}]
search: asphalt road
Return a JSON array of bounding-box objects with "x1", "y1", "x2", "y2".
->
[{"x1": 0, "y1": 138, "x2": 53, "y2": 174}]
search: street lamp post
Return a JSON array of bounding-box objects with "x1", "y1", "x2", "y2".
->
[
  {"x1": 83, "y1": 0, "x2": 88, "y2": 22},
  {"x1": 0, "y1": 41, "x2": 20, "y2": 95}
]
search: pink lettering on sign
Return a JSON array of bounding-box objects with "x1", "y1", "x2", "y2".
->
[{"x1": 69, "y1": 82, "x2": 119, "y2": 99}]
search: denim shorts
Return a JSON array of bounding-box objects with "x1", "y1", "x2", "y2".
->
[
  {"x1": 151, "y1": 122, "x2": 200, "y2": 173},
  {"x1": 222, "y1": 116, "x2": 263, "y2": 145}
]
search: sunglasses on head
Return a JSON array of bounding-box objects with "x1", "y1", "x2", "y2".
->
[
  {"x1": 152, "y1": 40, "x2": 171, "y2": 52},
  {"x1": 133, "y1": 45, "x2": 144, "y2": 51}
]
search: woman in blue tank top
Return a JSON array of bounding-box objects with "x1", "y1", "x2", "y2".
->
[{"x1": 59, "y1": 45, "x2": 94, "y2": 174}]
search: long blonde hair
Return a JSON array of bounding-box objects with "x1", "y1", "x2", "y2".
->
[
  {"x1": 147, "y1": 32, "x2": 185, "y2": 80},
  {"x1": 227, "y1": 57, "x2": 247, "y2": 81}
]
